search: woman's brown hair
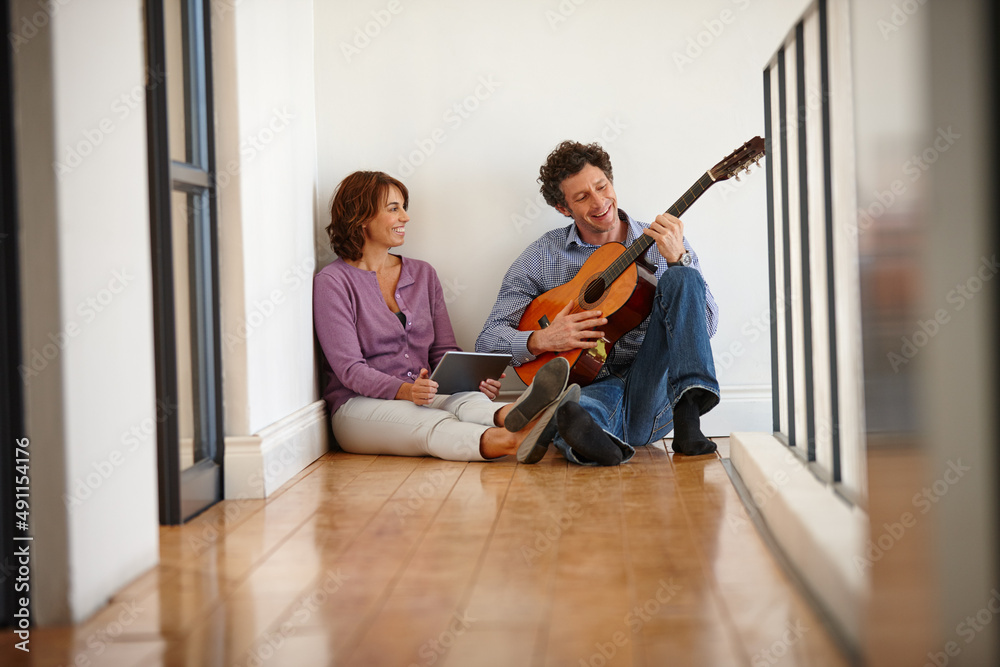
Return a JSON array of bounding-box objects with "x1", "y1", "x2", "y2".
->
[{"x1": 326, "y1": 171, "x2": 409, "y2": 261}]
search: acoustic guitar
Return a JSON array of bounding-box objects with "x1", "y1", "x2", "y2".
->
[{"x1": 514, "y1": 137, "x2": 766, "y2": 386}]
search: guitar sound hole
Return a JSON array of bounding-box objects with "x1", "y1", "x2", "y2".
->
[{"x1": 583, "y1": 278, "x2": 607, "y2": 305}]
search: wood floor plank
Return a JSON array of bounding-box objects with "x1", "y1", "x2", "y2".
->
[
  {"x1": 541, "y1": 465, "x2": 636, "y2": 666},
  {"x1": 462, "y1": 457, "x2": 567, "y2": 630},
  {"x1": 344, "y1": 462, "x2": 513, "y2": 666}
]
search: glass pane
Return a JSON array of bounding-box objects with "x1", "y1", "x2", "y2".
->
[
  {"x1": 164, "y1": 0, "x2": 188, "y2": 163},
  {"x1": 172, "y1": 190, "x2": 199, "y2": 470}
]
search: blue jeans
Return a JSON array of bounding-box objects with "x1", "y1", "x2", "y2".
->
[{"x1": 553, "y1": 267, "x2": 720, "y2": 465}]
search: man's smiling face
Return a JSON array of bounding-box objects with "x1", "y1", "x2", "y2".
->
[{"x1": 555, "y1": 163, "x2": 621, "y2": 242}]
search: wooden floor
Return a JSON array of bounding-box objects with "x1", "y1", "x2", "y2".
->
[{"x1": 7, "y1": 439, "x2": 850, "y2": 666}]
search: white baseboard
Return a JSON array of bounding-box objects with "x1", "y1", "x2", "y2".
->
[
  {"x1": 224, "y1": 400, "x2": 330, "y2": 499},
  {"x1": 499, "y1": 383, "x2": 772, "y2": 437},
  {"x1": 179, "y1": 437, "x2": 194, "y2": 469},
  {"x1": 729, "y1": 431, "x2": 868, "y2": 650},
  {"x1": 702, "y1": 384, "x2": 771, "y2": 437}
]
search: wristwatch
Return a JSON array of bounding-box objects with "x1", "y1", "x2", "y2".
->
[{"x1": 669, "y1": 252, "x2": 693, "y2": 268}]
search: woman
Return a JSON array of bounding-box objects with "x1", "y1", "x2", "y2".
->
[{"x1": 314, "y1": 171, "x2": 577, "y2": 461}]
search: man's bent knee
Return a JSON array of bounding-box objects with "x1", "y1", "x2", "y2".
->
[
  {"x1": 657, "y1": 266, "x2": 704, "y2": 292},
  {"x1": 656, "y1": 267, "x2": 706, "y2": 307}
]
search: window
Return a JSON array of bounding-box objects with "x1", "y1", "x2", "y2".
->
[{"x1": 145, "y1": 0, "x2": 224, "y2": 523}]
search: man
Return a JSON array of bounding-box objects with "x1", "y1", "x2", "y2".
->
[{"x1": 476, "y1": 140, "x2": 720, "y2": 465}]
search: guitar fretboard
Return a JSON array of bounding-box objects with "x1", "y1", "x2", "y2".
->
[{"x1": 599, "y1": 171, "x2": 716, "y2": 285}]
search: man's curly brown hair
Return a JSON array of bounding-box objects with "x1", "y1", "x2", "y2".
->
[
  {"x1": 537, "y1": 141, "x2": 614, "y2": 211},
  {"x1": 326, "y1": 171, "x2": 409, "y2": 261}
]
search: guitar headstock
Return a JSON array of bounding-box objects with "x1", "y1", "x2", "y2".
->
[{"x1": 708, "y1": 136, "x2": 765, "y2": 182}]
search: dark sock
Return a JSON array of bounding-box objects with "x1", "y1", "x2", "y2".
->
[
  {"x1": 672, "y1": 391, "x2": 717, "y2": 456},
  {"x1": 557, "y1": 402, "x2": 623, "y2": 466}
]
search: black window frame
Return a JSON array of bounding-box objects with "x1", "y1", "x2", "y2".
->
[
  {"x1": 1, "y1": 0, "x2": 27, "y2": 626},
  {"x1": 145, "y1": 0, "x2": 225, "y2": 524}
]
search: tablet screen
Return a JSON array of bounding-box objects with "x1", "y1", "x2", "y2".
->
[{"x1": 429, "y1": 352, "x2": 511, "y2": 395}]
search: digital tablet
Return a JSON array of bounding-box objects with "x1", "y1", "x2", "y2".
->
[{"x1": 429, "y1": 352, "x2": 512, "y2": 395}]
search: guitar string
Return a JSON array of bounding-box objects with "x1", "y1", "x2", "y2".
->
[
  {"x1": 588, "y1": 148, "x2": 759, "y2": 292},
  {"x1": 574, "y1": 152, "x2": 758, "y2": 308},
  {"x1": 589, "y1": 172, "x2": 715, "y2": 299}
]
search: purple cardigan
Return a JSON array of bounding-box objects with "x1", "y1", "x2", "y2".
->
[{"x1": 313, "y1": 256, "x2": 461, "y2": 413}]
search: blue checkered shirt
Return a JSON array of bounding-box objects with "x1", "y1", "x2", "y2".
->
[{"x1": 475, "y1": 210, "x2": 718, "y2": 379}]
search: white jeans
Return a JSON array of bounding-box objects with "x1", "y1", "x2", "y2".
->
[{"x1": 331, "y1": 392, "x2": 509, "y2": 462}]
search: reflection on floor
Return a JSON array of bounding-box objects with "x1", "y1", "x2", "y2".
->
[
  {"x1": 6, "y1": 439, "x2": 850, "y2": 666},
  {"x1": 864, "y1": 446, "x2": 940, "y2": 665}
]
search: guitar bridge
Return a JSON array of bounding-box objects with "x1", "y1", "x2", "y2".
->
[
  {"x1": 585, "y1": 338, "x2": 609, "y2": 363},
  {"x1": 537, "y1": 315, "x2": 550, "y2": 329}
]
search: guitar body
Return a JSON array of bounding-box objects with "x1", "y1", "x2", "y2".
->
[{"x1": 515, "y1": 242, "x2": 658, "y2": 386}]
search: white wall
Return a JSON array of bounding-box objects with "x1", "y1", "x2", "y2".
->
[
  {"x1": 314, "y1": 0, "x2": 813, "y2": 434},
  {"x1": 213, "y1": 0, "x2": 319, "y2": 437},
  {"x1": 13, "y1": 0, "x2": 159, "y2": 623}
]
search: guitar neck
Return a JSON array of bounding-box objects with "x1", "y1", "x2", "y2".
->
[{"x1": 616, "y1": 171, "x2": 716, "y2": 268}]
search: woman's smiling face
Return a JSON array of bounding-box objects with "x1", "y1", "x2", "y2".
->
[{"x1": 364, "y1": 185, "x2": 409, "y2": 251}]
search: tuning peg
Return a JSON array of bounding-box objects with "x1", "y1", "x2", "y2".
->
[
  {"x1": 754, "y1": 158, "x2": 761, "y2": 167},
  {"x1": 745, "y1": 166, "x2": 752, "y2": 174},
  {"x1": 734, "y1": 173, "x2": 741, "y2": 182}
]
